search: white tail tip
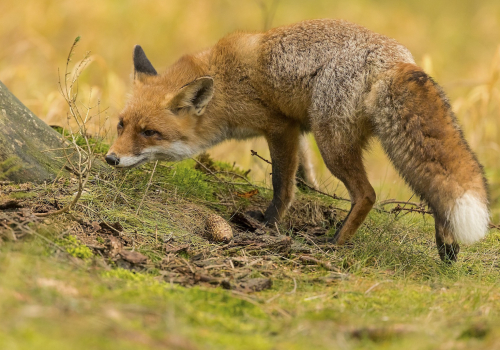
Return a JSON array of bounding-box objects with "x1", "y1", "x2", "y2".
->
[{"x1": 448, "y1": 191, "x2": 489, "y2": 244}]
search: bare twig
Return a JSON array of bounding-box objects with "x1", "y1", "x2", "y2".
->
[
  {"x1": 35, "y1": 37, "x2": 103, "y2": 218},
  {"x1": 299, "y1": 255, "x2": 340, "y2": 272},
  {"x1": 378, "y1": 199, "x2": 424, "y2": 207},
  {"x1": 74, "y1": 203, "x2": 123, "y2": 236},
  {"x1": 250, "y1": 149, "x2": 350, "y2": 202},
  {"x1": 213, "y1": 170, "x2": 259, "y2": 188},
  {"x1": 365, "y1": 280, "x2": 393, "y2": 294},
  {"x1": 285, "y1": 277, "x2": 297, "y2": 295},
  {"x1": 297, "y1": 178, "x2": 351, "y2": 202},
  {"x1": 377, "y1": 198, "x2": 432, "y2": 215},
  {"x1": 136, "y1": 160, "x2": 158, "y2": 215},
  {"x1": 296, "y1": 232, "x2": 326, "y2": 254},
  {"x1": 391, "y1": 205, "x2": 432, "y2": 215},
  {"x1": 191, "y1": 157, "x2": 237, "y2": 206},
  {"x1": 192, "y1": 157, "x2": 227, "y2": 185},
  {"x1": 250, "y1": 149, "x2": 272, "y2": 165},
  {"x1": 257, "y1": 0, "x2": 281, "y2": 30}
]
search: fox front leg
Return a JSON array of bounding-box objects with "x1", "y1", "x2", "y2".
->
[{"x1": 264, "y1": 124, "x2": 301, "y2": 225}]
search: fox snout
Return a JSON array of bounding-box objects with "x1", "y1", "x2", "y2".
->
[
  {"x1": 104, "y1": 150, "x2": 149, "y2": 168},
  {"x1": 105, "y1": 153, "x2": 120, "y2": 166}
]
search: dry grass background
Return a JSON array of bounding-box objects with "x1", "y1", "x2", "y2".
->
[{"x1": 0, "y1": 0, "x2": 499, "y2": 220}]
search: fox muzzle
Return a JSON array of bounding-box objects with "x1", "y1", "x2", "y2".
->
[{"x1": 105, "y1": 153, "x2": 120, "y2": 166}]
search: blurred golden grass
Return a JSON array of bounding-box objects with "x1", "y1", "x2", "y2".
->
[{"x1": 0, "y1": 0, "x2": 499, "y2": 219}]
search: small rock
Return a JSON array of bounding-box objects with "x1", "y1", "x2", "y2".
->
[
  {"x1": 119, "y1": 250, "x2": 148, "y2": 265},
  {"x1": 237, "y1": 278, "x2": 272, "y2": 292}
]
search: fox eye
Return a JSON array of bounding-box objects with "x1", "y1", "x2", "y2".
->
[{"x1": 142, "y1": 129, "x2": 159, "y2": 137}]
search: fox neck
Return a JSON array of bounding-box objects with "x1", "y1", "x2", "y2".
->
[{"x1": 183, "y1": 38, "x2": 265, "y2": 151}]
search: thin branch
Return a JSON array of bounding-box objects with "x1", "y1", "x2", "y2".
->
[
  {"x1": 250, "y1": 149, "x2": 350, "y2": 202},
  {"x1": 299, "y1": 255, "x2": 340, "y2": 272},
  {"x1": 136, "y1": 161, "x2": 158, "y2": 215},
  {"x1": 378, "y1": 199, "x2": 424, "y2": 207},
  {"x1": 296, "y1": 232, "x2": 326, "y2": 254},
  {"x1": 191, "y1": 157, "x2": 237, "y2": 206},
  {"x1": 35, "y1": 37, "x2": 98, "y2": 218}
]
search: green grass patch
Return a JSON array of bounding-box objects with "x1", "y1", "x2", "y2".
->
[{"x1": 1, "y1": 159, "x2": 499, "y2": 350}]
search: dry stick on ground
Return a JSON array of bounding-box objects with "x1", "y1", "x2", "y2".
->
[
  {"x1": 75, "y1": 203, "x2": 124, "y2": 236},
  {"x1": 136, "y1": 160, "x2": 158, "y2": 215},
  {"x1": 206, "y1": 173, "x2": 269, "y2": 192},
  {"x1": 296, "y1": 232, "x2": 326, "y2": 254},
  {"x1": 299, "y1": 255, "x2": 340, "y2": 272},
  {"x1": 285, "y1": 277, "x2": 297, "y2": 295},
  {"x1": 191, "y1": 157, "x2": 237, "y2": 206},
  {"x1": 111, "y1": 170, "x2": 131, "y2": 206}
]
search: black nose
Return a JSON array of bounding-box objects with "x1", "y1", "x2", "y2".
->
[{"x1": 105, "y1": 153, "x2": 120, "y2": 166}]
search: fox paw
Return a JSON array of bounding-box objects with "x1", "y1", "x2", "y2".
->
[
  {"x1": 244, "y1": 210, "x2": 266, "y2": 222},
  {"x1": 438, "y1": 243, "x2": 460, "y2": 263}
]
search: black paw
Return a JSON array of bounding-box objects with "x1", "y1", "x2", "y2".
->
[
  {"x1": 244, "y1": 210, "x2": 265, "y2": 222},
  {"x1": 438, "y1": 243, "x2": 460, "y2": 263},
  {"x1": 263, "y1": 207, "x2": 279, "y2": 227}
]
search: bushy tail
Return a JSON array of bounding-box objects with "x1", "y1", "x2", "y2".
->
[{"x1": 366, "y1": 63, "x2": 489, "y2": 244}]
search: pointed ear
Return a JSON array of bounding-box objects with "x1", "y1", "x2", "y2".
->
[
  {"x1": 170, "y1": 77, "x2": 214, "y2": 116},
  {"x1": 133, "y1": 45, "x2": 157, "y2": 82}
]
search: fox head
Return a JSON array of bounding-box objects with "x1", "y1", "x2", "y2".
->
[{"x1": 105, "y1": 45, "x2": 216, "y2": 168}]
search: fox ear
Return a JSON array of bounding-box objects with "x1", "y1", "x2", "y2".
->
[
  {"x1": 133, "y1": 45, "x2": 157, "y2": 82},
  {"x1": 170, "y1": 77, "x2": 214, "y2": 116}
]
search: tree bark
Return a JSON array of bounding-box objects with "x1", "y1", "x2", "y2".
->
[{"x1": 0, "y1": 81, "x2": 68, "y2": 183}]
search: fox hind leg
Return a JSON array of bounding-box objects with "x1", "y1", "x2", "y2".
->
[
  {"x1": 435, "y1": 216, "x2": 460, "y2": 262},
  {"x1": 296, "y1": 134, "x2": 319, "y2": 190},
  {"x1": 314, "y1": 126, "x2": 376, "y2": 244}
]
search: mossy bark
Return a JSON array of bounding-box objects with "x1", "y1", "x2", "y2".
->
[{"x1": 0, "y1": 80, "x2": 69, "y2": 183}]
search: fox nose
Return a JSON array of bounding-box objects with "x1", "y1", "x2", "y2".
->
[{"x1": 105, "y1": 153, "x2": 120, "y2": 166}]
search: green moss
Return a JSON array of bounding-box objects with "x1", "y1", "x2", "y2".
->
[
  {"x1": 0, "y1": 156, "x2": 22, "y2": 180},
  {"x1": 10, "y1": 191, "x2": 38, "y2": 199},
  {"x1": 167, "y1": 162, "x2": 213, "y2": 200},
  {"x1": 52, "y1": 126, "x2": 110, "y2": 155},
  {"x1": 55, "y1": 235, "x2": 93, "y2": 259},
  {"x1": 101, "y1": 268, "x2": 150, "y2": 282}
]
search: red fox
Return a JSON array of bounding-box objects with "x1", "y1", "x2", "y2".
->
[{"x1": 106, "y1": 19, "x2": 489, "y2": 262}]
